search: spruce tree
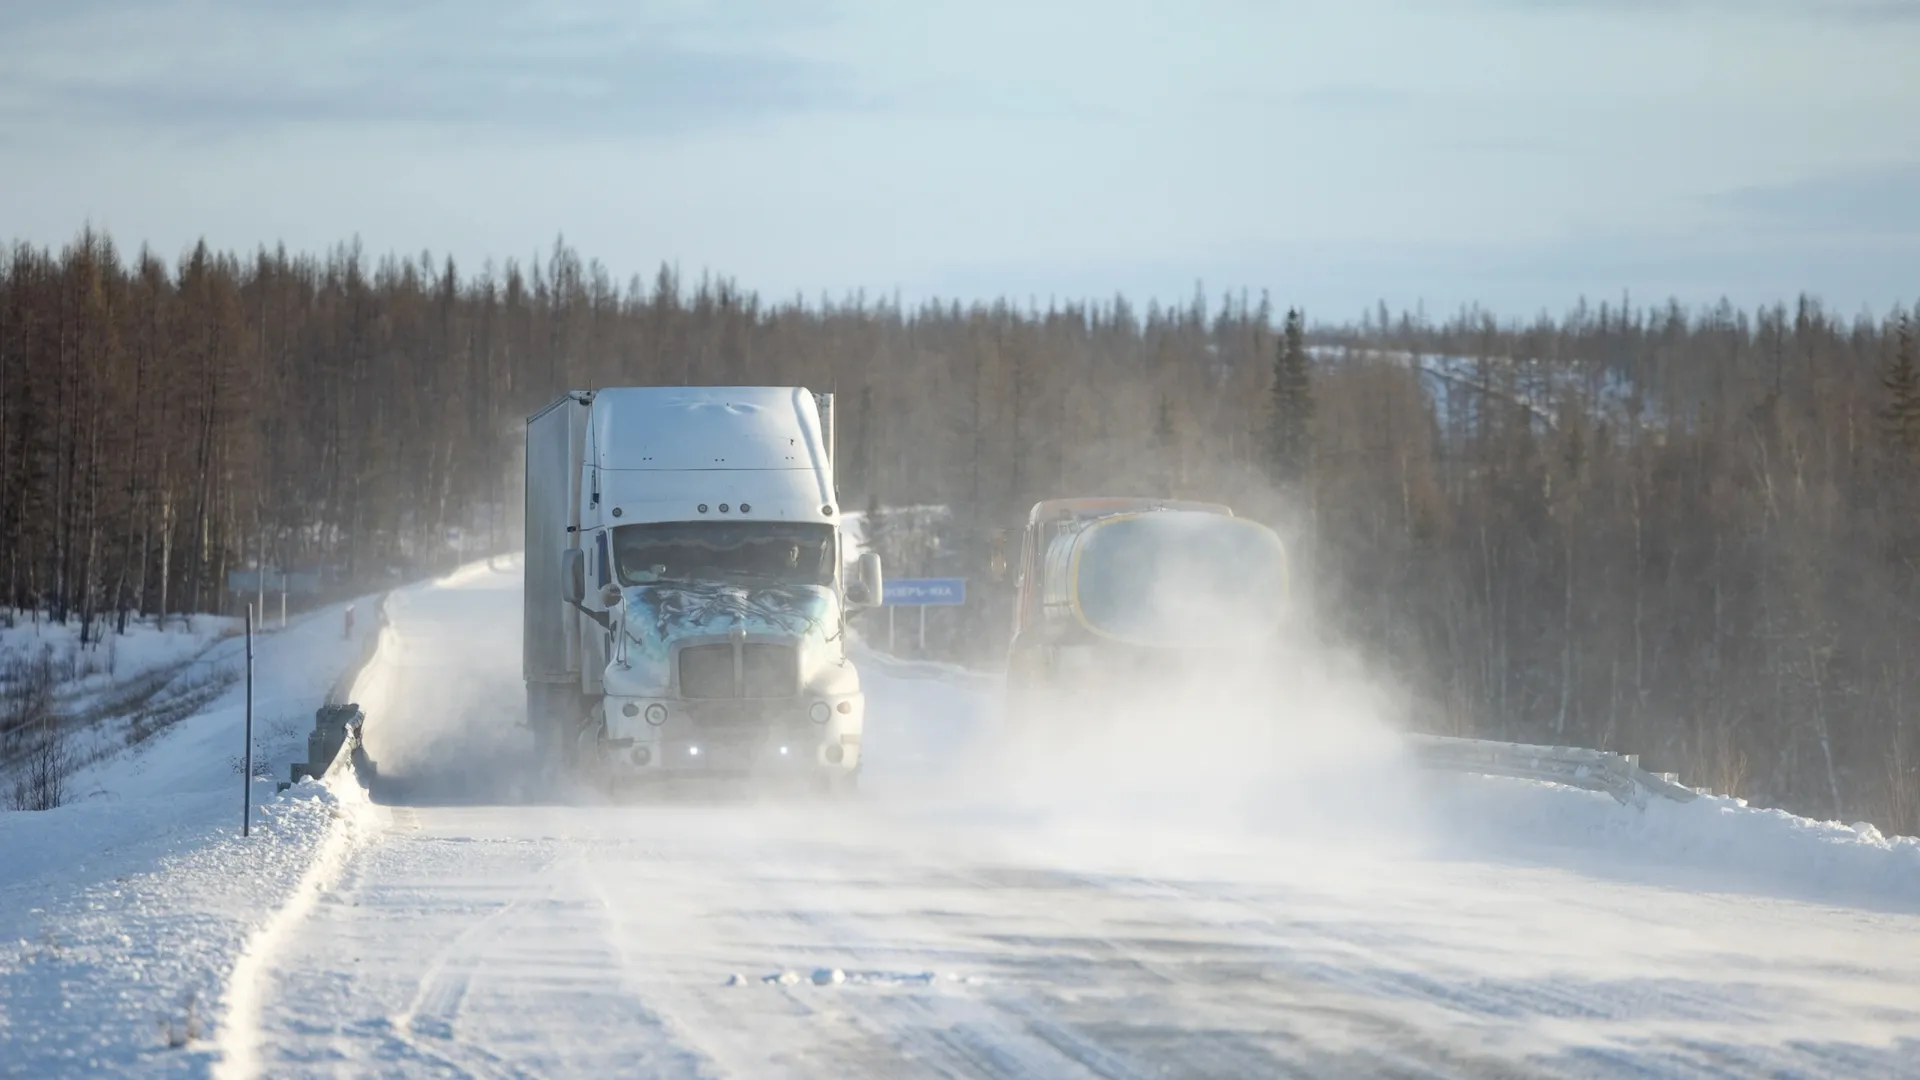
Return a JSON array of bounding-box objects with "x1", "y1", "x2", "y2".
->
[
  {"x1": 863, "y1": 493, "x2": 890, "y2": 565},
  {"x1": 1267, "y1": 307, "x2": 1314, "y2": 487},
  {"x1": 1154, "y1": 395, "x2": 1177, "y2": 494},
  {"x1": 1885, "y1": 312, "x2": 1920, "y2": 461}
]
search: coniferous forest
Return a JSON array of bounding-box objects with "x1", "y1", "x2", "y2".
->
[{"x1": 3, "y1": 228, "x2": 1918, "y2": 832}]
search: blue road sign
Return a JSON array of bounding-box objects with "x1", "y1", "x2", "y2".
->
[{"x1": 883, "y1": 578, "x2": 967, "y2": 606}]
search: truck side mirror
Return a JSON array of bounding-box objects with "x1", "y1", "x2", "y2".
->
[
  {"x1": 854, "y1": 552, "x2": 883, "y2": 608},
  {"x1": 562, "y1": 548, "x2": 586, "y2": 605},
  {"x1": 598, "y1": 582, "x2": 623, "y2": 609}
]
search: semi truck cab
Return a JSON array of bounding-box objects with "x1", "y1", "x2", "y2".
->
[{"x1": 523, "y1": 386, "x2": 881, "y2": 792}]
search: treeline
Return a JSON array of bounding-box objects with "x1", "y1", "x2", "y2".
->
[
  {"x1": 1301, "y1": 298, "x2": 1920, "y2": 835},
  {"x1": 2, "y1": 228, "x2": 1916, "y2": 831}
]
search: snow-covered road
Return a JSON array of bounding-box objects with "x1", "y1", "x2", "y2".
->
[{"x1": 224, "y1": 561, "x2": 1920, "y2": 1079}]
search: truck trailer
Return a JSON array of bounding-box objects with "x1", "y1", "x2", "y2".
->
[{"x1": 522, "y1": 386, "x2": 882, "y2": 793}]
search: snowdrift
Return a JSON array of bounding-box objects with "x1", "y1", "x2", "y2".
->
[
  {"x1": 0, "y1": 595, "x2": 382, "y2": 1076},
  {"x1": 1420, "y1": 770, "x2": 1920, "y2": 911}
]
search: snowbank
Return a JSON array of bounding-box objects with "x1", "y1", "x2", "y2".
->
[
  {"x1": 0, "y1": 595, "x2": 379, "y2": 1076},
  {"x1": 1414, "y1": 770, "x2": 1920, "y2": 912},
  {"x1": 0, "y1": 780, "x2": 355, "y2": 1076}
]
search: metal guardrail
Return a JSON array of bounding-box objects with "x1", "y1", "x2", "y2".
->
[{"x1": 1406, "y1": 733, "x2": 1701, "y2": 808}]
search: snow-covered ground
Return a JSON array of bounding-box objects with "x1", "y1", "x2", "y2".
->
[
  {"x1": 209, "y1": 559, "x2": 1919, "y2": 1079},
  {"x1": 2, "y1": 612, "x2": 250, "y2": 800},
  {"x1": 0, "y1": 597, "x2": 380, "y2": 1078},
  {"x1": 0, "y1": 612, "x2": 242, "y2": 692}
]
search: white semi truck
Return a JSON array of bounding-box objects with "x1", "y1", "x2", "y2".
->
[{"x1": 522, "y1": 386, "x2": 882, "y2": 792}]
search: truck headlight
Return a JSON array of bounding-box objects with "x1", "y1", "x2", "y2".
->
[
  {"x1": 645, "y1": 703, "x2": 668, "y2": 726},
  {"x1": 809, "y1": 701, "x2": 830, "y2": 724}
]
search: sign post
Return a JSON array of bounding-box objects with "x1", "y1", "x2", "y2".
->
[
  {"x1": 880, "y1": 579, "x2": 967, "y2": 656},
  {"x1": 242, "y1": 603, "x2": 254, "y2": 837}
]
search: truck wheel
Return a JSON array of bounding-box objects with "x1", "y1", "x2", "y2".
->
[
  {"x1": 526, "y1": 685, "x2": 568, "y2": 778},
  {"x1": 574, "y1": 723, "x2": 612, "y2": 794}
]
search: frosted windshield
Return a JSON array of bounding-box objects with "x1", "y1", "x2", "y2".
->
[{"x1": 612, "y1": 522, "x2": 835, "y2": 588}]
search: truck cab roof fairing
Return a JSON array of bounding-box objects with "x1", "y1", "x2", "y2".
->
[
  {"x1": 589, "y1": 387, "x2": 830, "y2": 476},
  {"x1": 585, "y1": 387, "x2": 836, "y2": 525}
]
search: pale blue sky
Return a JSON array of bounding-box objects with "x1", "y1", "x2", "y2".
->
[{"x1": 2, "y1": 0, "x2": 1915, "y2": 322}]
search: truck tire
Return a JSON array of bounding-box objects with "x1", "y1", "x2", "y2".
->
[
  {"x1": 525, "y1": 683, "x2": 575, "y2": 783},
  {"x1": 574, "y1": 720, "x2": 612, "y2": 795}
]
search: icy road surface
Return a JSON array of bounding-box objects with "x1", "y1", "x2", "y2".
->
[{"x1": 223, "y1": 561, "x2": 1920, "y2": 1079}]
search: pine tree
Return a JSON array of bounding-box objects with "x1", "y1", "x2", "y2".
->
[
  {"x1": 1884, "y1": 312, "x2": 1920, "y2": 461},
  {"x1": 1154, "y1": 394, "x2": 1177, "y2": 495},
  {"x1": 1267, "y1": 307, "x2": 1314, "y2": 487},
  {"x1": 862, "y1": 492, "x2": 890, "y2": 566}
]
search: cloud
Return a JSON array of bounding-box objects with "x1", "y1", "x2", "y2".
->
[
  {"x1": 1480, "y1": 0, "x2": 1920, "y2": 21},
  {"x1": 899, "y1": 214, "x2": 1918, "y2": 326},
  {"x1": 1204, "y1": 83, "x2": 1414, "y2": 114},
  {"x1": 1710, "y1": 163, "x2": 1920, "y2": 239},
  {"x1": 0, "y1": 0, "x2": 864, "y2": 140},
  {"x1": 1292, "y1": 85, "x2": 1413, "y2": 110},
  {"x1": 1405, "y1": 222, "x2": 1920, "y2": 318}
]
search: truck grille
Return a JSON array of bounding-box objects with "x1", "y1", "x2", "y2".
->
[
  {"x1": 677, "y1": 642, "x2": 799, "y2": 699},
  {"x1": 678, "y1": 645, "x2": 735, "y2": 699}
]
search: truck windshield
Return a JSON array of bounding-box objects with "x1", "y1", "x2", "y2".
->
[
  {"x1": 1073, "y1": 514, "x2": 1285, "y2": 643},
  {"x1": 611, "y1": 522, "x2": 836, "y2": 588}
]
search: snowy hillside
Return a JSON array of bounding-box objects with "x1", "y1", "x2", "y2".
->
[
  {"x1": 2, "y1": 614, "x2": 247, "y2": 808},
  {"x1": 1308, "y1": 344, "x2": 1646, "y2": 434}
]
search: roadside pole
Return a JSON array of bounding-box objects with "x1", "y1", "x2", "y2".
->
[
  {"x1": 242, "y1": 604, "x2": 254, "y2": 837},
  {"x1": 919, "y1": 606, "x2": 927, "y2": 654}
]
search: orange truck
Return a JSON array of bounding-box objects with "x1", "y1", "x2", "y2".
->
[{"x1": 1003, "y1": 497, "x2": 1291, "y2": 695}]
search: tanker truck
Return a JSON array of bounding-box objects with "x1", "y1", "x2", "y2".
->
[
  {"x1": 1003, "y1": 497, "x2": 1290, "y2": 699},
  {"x1": 522, "y1": 386, "x2": 882, "y2": 793}
]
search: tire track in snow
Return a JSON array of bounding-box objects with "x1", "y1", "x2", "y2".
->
[
  {"x1": 681, "y1": 842, "x2": 1167, "y2": 1080},
  {"x1": 381, "y1": 850, "x2": 573, "y2": 1077}
]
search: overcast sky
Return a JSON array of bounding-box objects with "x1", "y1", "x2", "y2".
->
[{"x1": 2, "y1": 0, "x2": 1915, "y2": 322}]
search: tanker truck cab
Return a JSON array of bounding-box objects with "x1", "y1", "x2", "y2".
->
[{"x1": 525, "y1": 386, "x2": 881, "y2": 793}]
